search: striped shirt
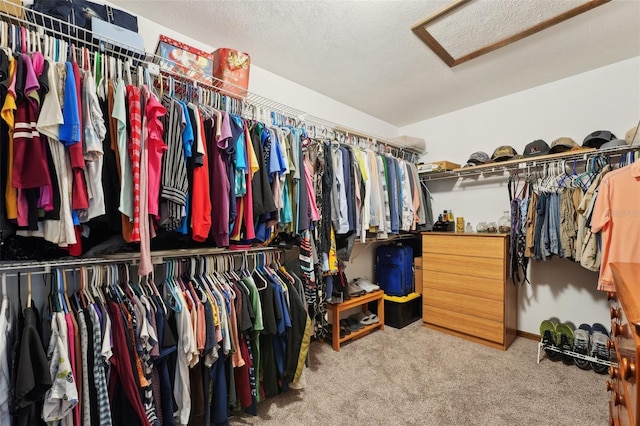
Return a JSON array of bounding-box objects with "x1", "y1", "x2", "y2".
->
[
  {"x1": 126, "y1": 85, "x2": 142, "y2": 242},
  {"x1": 160, "y1": 95, "x2": 188, "y2": 230}
]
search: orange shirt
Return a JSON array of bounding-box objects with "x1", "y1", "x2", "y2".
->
[{"x1": 591, "y1": 160, "x2": 640, "y2": 292}]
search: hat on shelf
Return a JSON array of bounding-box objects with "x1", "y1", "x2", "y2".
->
[
  {"x1": 549, "y1": 137, "x2": 580, "y2": 154},
  {"x1": 491, "y1": 145, "x2": 518, "y2": 162},
  {"x1": 626, "y1": 123, "x2": 640, "y2": 146},
  {"x1": 599, "y1": 139, "x2": 628, "y2": 150},
  {"x1": 464, "y1": 151, "x2": 491, "y2": 167},
  {"x1": 582, "y1": 130, "x2": 616, "y2": 149},
  {"x1": 523, "y1": 140, "x2": 550, "y2": 157}
]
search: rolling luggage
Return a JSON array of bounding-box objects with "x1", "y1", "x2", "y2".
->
[{"x1": 375, "y1": 245, "x2": 413, "y2": 296}]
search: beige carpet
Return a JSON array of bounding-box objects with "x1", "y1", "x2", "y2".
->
[{"x1": 230, "y1": 321, "x2": 608, "y2": 425}]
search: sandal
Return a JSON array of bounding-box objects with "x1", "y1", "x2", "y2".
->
[{"x1": 365, "y1": 310, "x2": 379, "y2": 324}]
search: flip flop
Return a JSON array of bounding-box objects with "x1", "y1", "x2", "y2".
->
[
  {"x1": 540, "y1": 319, "x2": 562, "y2": 362},
  {"x1": 556, "y1": 322, "x2": 575, "y2": 365}
]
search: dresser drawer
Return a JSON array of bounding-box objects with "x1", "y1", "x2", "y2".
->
[
  {"x1": 423, "y1": 253, "x2": 504, "y2": 280},
  {"x1": 423, "y1": 234, "x2": 505, "y2": 258},
  {"x1": 424, "y1": 287, "x2": 503, "y2": 322},
  {"x1": 423, "y1": 305, "x2": 503, "y2": 344},
  {"x1": 423, "y1": 269, "x2": 504, "y2": 301}
]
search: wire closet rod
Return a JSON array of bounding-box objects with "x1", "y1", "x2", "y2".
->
[{"x1": 0, "y1": 2, "x2": 419, "y2": 160}]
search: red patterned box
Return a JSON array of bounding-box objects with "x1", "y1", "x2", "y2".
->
[
  {"x1": 212, "y1": 48, "x2": 250, "y2": 98},
  {"x1": 156, "y1": 35, "x2": 213, "y2": 84}
]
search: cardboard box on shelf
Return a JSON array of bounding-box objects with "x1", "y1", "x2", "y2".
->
[{"x1": 418, "y1": 160, "x2": 461, "y2": 173}]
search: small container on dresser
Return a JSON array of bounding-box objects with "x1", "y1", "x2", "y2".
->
[{"x1": 609, "y1": 263, "x2": 640, "y2": 426}]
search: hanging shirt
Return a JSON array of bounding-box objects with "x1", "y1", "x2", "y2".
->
[
  {"x1": 126, "y1": 85, "x2": 143, "y2": 242},
  {"x1": 189, "y1": 106, "x2": 212, "y2": 243},
  {"x1": 2, "y1": 53, "x2": 17, "y2": 220},
  {"x1": 145, "y1": 90, "x2": 167, "y2": 219},
  {"x1": 207, "y1": 116, "x2": 230, "y2": 246},
  {"x1": 159, "y1": 96, "x2": 188, "y2": 231},
  {"x1": 591, "y1": 161, "x2": 640, "y2": 292},
  {"x1": 113, "y1": 79, "x2": 134, "y2": 222},
  {"x1": 43, "y1": 312, "x2": 78, "y2": 423},
  {"x1": 82, "y1": 69, "x2": 107, "y2": 220},
  {"x1": 0, "y1": 297, "x2": 13, "y2": 425}
]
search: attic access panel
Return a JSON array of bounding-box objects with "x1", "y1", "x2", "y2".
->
[{"x1": 411, "y1": 0, "x2": 610, "y2": 67}]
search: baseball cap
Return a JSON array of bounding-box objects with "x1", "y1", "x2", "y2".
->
[
  {"x1": 549, "y1": 137, "x2": 580, "y2": 154},
  {"x1": 626, "y1": 124, "x2": 640, "y2": 146},
  {"x1": 491, "y1": 145, "x2": 518, "y2": 162},
  {"x1": 523, "y1": 140, "x2": 550, "y2": 157},
  {"x1": 464, "y1": 151, "x2": 490, "y2": 167},
  {"x1": 599, "y1": 139, "x2": 628, "y2": 150},
  {"x1": 582, "y1": 130, "x2": 616, "y2": 148}
]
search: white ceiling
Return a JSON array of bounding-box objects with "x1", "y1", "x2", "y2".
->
[{"x1": 112, "y1": 0, "x2": 640, "y2": 127}]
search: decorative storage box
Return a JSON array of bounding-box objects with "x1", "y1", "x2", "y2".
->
[
  {"x1": 212, "y1": 48, "x2": 250, "y2": 98},
  {"x1": 372, "y1": 293, "x2": 422, "y2": 329},
  {"x1": 156, "y1": 35, "x2": 213, "y2": 84}
]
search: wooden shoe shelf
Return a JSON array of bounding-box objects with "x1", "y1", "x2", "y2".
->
[{"x1": 326, "y1": 290, "x2": 385, "y2": 352}]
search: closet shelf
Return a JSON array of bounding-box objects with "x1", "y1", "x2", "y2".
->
[
  {"x1": 420, "y1": 145, "x2": 639, "y2": 182},
  {"x1": 0, "y1": 2, "x2": 419, "y2": 162},
  {"x1": 0, "y1": 247, "x2": 281, "y2": 274}
]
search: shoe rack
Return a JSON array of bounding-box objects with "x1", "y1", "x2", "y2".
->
[
  {"x1": 536, "y1": 342, "x2": 617, "y2": 370},
  {"x1": 326, "y1": 290, "x2": 385, "y2": 351}
]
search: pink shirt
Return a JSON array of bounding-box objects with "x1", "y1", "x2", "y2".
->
[
  {"x1": 591, "y1": 160, "x2": 640, "y2": 292},
  {"x1": 144, "y1": 89, "x2": 167, "y2": 219}
]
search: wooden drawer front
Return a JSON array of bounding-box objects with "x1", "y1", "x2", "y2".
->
[
  {"x1": 424, "y1": 287, "x2": 503, "y2": 322},
  {"x1": 423, "y1": 234, "x2": 505, "y2": 259},
  {"x1": 423, "y1": 253, "x2": 504, "y2": 280},
  {"x1": 423, "y1": 305, "x2": 503, "y2": 344},
  {"x1": 423, "y1": 269, "x2": 504, "y2": 301}
]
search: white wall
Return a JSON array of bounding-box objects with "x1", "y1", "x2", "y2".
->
[
  {"x1": 129, "y1": 7, "x2": 398, "y2": 138},
  {"x1": 400, "y1": 56, "x2": 640, "y2": 335}
]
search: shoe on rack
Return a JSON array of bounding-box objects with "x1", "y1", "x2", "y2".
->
[
  {"x1": 364, "y1": 310, "x2": 379, "y2": 324},
  {"x1": 557, "y1": 322, "x2": 576, "y2": 366},
  {"x1": 573, "y1": 323, "x2": 592, "y2": 370},
  {"x1": 346, "y1": 315, "x2": 364, "y2": 331},
  {"x1": 590, "y1": 323, "x2": 611, "y2": 374},
  {"x1": 354, "y1": 277, "x2": 380, "y2": 293},
  {"x1": 540, "y1": 319, "x2": 562, "y2": 362},
  {"x1": 348, "y1": 281, "x2": 366, "y2": 297}
]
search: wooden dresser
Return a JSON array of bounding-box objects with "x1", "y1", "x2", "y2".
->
[
  {"x1": 421, "y1": 232, "x2": 516, "y2": 350},
  {"x1": 609, "y1": 263, "x2": 640, "y2": 426}
]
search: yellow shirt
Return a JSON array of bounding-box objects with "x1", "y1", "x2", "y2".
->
[{"x1": 1, "y1": 56, "x2": 17, "y2": 220}]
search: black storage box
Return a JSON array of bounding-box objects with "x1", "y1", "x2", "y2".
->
[{"x1": 372, "y1": 293, "x2": 422, "y2": 329}]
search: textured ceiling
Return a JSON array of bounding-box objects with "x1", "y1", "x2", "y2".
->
[
  {"x1": 427, "y1": 0, "x2": 593, "y2": 59},
  {"x1": 111, "y1": 0, "x2": 640, "y2": 127}
]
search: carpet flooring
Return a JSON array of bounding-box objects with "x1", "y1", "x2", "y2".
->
[{"x1": 230, "y1": 321, "x2": 608, "y2": 425}]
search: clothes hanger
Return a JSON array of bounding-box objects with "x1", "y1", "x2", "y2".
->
[
  {"x1": 59, "y1": 269, "x2": 69, "y2": 313},
  {"x1": 26, "y1": 272, "x2": 31, "y2": 308}
]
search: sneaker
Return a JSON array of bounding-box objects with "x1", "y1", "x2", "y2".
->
[
  {"x1": 347, "y1": 281, "x2": 366, "y2": 297},
  {"x1": 590, "y1": 323, "x2": 611, "y2": 374},
  {"x1": 354, "y1": 277, "x2": 380, "y2": 293},
  {"x1": 556, "y1": 322, "x2": 575, "y2": 365},
  {"x1": 573, "y1": 323, "x2": 592, "y2": 370},
  {"x1": 540, "y1": 319, "x2": 562, "y2": 362}
]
